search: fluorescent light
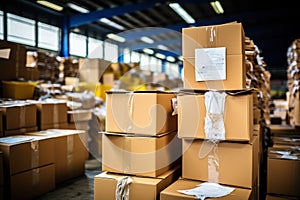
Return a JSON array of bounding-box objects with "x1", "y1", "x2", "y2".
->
[
  {"x1": 210, "y1": 1, "x2": 224, "y2": 14},
  {"x1": 169, "y1": 3, "x2": 195, "y2": 24},
  {"x1": 155, "y1": 53, "x2": 166, "y2": 59},
  {"x1": 99, "y1": 18, "x2": 125, "y2": 30},
  {"x1": 178, "y1": 56, "x2": 183, "y2": 61},
  {"x1": 143, "y1": 48, "x2": 154, "y2": 55},
  {"x1": 166, "y1": 56, "x2": 175, "y2": 62},
  {"x1": 37, "y1": 0, "x2": 63, "y2": 11},
  {"x1": 67, "y1": 3, "x2": 89, "y2": 13},
  {"x1": 107, "y1": 33, "x2": 126, "y2": 43},
  {"x1": 140, "y1": 36, "x2": 154, "y2": 44},
  {"x1": 157, "y1": 44, "x2": 169, "y2": 51}
]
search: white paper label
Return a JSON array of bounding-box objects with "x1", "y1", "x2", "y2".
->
[
  {"x1": 0, "y1": 48, "x2": 11, "y2": 59},
  {"x1": 195, "y1": 47, "x2": 226, "y2": 81}
]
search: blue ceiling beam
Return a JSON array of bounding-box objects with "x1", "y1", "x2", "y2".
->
[{"x1": 70, "y1": 1, "x2": 159, "y2": 28}]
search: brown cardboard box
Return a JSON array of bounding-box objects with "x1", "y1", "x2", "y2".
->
[
  {"x1": 36, "y1": 102, "x2": 68, "y2": 130},
  {"x1": 0, "y1": 103, "x2": 37, "y2": 131},
  {"x1": 10, "y1": 164, "x2": 55, "y2": 200},
  {"x1": 40, "y1": 122, "x2": 69, "y2": 130},
  {"x1": 94, "y1": 166, "x2": 181, "y2": 200},
  {"x1": 267, "y1": 148, "x2": 300, "y2": 197},
  {"x1": 4, "y1": 126, "x2": 38, "y2": 137},
  {"x1": 106, "y1": 91, "x2": 177, "y2": 135},
  {"x1": 294, "y1": 92, "x2": 300, "y2": 126},
  {"x1": 178, "y1": 90, "x2": 253, "y2": 141},
  {"x1": 0, "y1": 152, "x2": 3, "y2": 186},
  {"x1": 182, "y1": 22, "x2": 245, "y2": 90},
  {"x1": 0, "y1": 135, "x2": 54, "y2": 176},
  {"x1": 68, "y1": 110, "x2": 92, "y2": 123},
  {"x1": 0, "y1": 40, "x2": 27, "y2": 81},
  {"x1": 160, "y1": 178, "x2": 252, "y2": 200},
  {"x1": 183, "y1": 55, "x2": 245, "y2": 90},
  {"x1": 65, "y1": 121, "x2": 90, "y2": 131},
  {"x1": 182, "y1": 136, "x2": 258, "y2": 188},
  {"x1": 182, "y1": 22, "x2": 244, "y2": 57},
  {"x1": 102, "y1": 131, "x2": 181, "y2": 177},
  {"x1": 266, "y1": 195, "x2": 298, "y2": 200},
  {"x1": 26, "y1": 129, "x2": 88, "y2": 183}
]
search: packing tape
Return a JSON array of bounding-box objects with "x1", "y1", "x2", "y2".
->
[
  {"x1": 31, "y1": 140, "x2": 39, "y2": 169},
  {"x1": 67, "y1": 135, "x2": 74, "y2": 170},
  {"x1": 206, "y1": 26, "x2": 216, "y2": 47},
  {"x1": 53, "y1": 104, "x2": 58, "y2": 124},
  {"x1": 115, "y1": 176, "x2": 133, "y2": 200},
  {"x1": 20, "y1": 105, "x2": 26, "y2": 128},
  {"x1": 126, "y1": 92, "x2": 135, "y2": 132},
  {"x1": 32, "y1": 168, "x2": 40, "y2": 195},
  {"x1": 171, "y1": 97, "x2": 178, "y2": 116},
  {"x1": 123, "y1": 136, "x2": 131, "y2": 174}
]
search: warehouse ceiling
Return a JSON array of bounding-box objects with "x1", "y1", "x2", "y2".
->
[{"x1": 2, "y1": 0, "x2": 300, "y2": 79}]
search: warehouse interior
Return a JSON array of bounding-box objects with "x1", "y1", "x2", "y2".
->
[{"x1": 0, "y1": 0, "x2": 299, "y2": 200}]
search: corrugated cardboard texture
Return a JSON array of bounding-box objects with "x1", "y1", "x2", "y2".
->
[
  {"x1": 182, "y1": 136, "x2": 258, "y2": 188},
  {"x1": 102, "y1": 131, "x2": 181, "y2": 177},
  {"x1": 0, "y1": 136, "x2": 55, "y2": 176},
  {"x1": 267, "y1": 157, "x2": 300, "y2": 197},
  {"x1": 26, "y1": 130, "x2": 88, "y2": 183},
  {"x1": 178, "y1": 92, "x2": 253, "y2": 141},
  {"x1": 106, "y1": 92, "x2": 177, "y2": 135},
  {"x1": 94, "y1": 166, "x2": 181, "y2": 200},
  {"x1": 160, "y1": 179, "x2": 252, "y2": 200},
  {"x1": 10, "y1": 164, "x2": 55, "y2": 200},
  {"x1": 182, "y1": 22, "x2": 245, "y2": 90}
]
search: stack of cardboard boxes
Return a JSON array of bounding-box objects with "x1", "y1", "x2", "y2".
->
[
  {"x1": 245, "y1": 37, "x2": 272, "y2": 125},
  {"x1": 0, "y1": 129, "x2": 88, "y2": 199},
  {"x1": 160, "y1": 22, "x2": 259, "y2": 200},
  {"x1": 94, "y1": 91, "x2": 181, "y2": 199},
  {"x1": 286, "y1": 39, "x2": 300, "y2": 126},
  {"x1": 266, "y1": 129, "x2": 300, "y2": 200}
]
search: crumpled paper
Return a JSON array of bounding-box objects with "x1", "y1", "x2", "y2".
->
[{"x1": 178, "y1": 182, "x2": 235, "y2": 200}]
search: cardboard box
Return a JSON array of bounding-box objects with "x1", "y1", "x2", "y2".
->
[
  {"x1": 40, "y1": 122, "x2": 69, "y2": 130},
  {"x1": 102, "y1": 131, "x2": 181, "y2": 177},
  {"x1": 106, "y1": 91, "x2": 177, "y2": 135},
  {"x1": 294, "y1": 92, "x2": 300, "y2": 126},
  {"x1": 267, "y1": 148, "x2": 300, "y2": 197},
  {"x1": 0, "y1": 40, "x2": 27, "y2": 81},
  {"x1": 0, "y1": 103, "x2": 37, "y2": 131},
  {"x1": 183, "y1": 55, "x2": 245, "y2": 90},
  {"x1": 160, "y1": 178, "x2": 252, "y2": 200},
  {"x1": 0, "y1": 152, "x2": 3, "y2": 186},
  {"x1": 182, "y1": 22, "x2": 245, "y2": 90},
  {"x1": 26, "y1": 129, "x2": 88, "y2": 183},
  {"x1": 2, "y1": 81, "x2": 38, "y2": 100},
  {"x1": 68, "y1": 110, "x2": 92, "y2": 123},
  {"x1": 4, "y1": 126, "x2": 38, "y2": 137},
  {"x1": 182, "y1": 136, "x2": 258, "y2": 188},
  {"x1": 94, "y1": 167, "x2": 181, "y2": 200},
  {"x1": 79, "y1": 58, "x2": 111, "y2": 83},
  {"x1": 266, "y1": 195, "x2": 299, "y2": 200},
  {"x1": 66, "y1": 121, "x2": 90, "y2": 131},
  {"x1": 36, "y1": 102, "x2": 68, "y2": 130},
  {"x1": 0, "y1": 135, "x2": 54, "y2": 176},
  {"x1": 178, "y1": 90, "x2": 253, "y2": 141},
  {"x1": 182, "y1": 22, "x2": 245, "y2": 57},
  {"x1": 10, "y1": 164, "x2": 55, "y2": 200}
]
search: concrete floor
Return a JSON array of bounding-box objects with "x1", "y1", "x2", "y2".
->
[{"x1": 37, "y1": 160, "x2": 101, "y2": 200}]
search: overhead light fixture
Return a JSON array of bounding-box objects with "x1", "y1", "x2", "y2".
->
[
  {"x1": 37, "y1": 0, "x2": 63, "y2": 11},
  {"x1": 143, "y1": 48, "x2": 154, "y2": 55},
  {"x1": 99, "y1": 18, "x2": 125, "y2": 30},
  {"x1": 140, "y1": 36, "x2": 154, "y2": 44},
  {"x1": 166, "y1": 56, "x2": 176, "y2": 62},
  {"x1": 178, "y1": 56, "x2": 183, "y2": 61},
  {"x1": 155, "y1": 53, "x2": 166, "y2": 60},
  {"x1": 157, "y1": 44, "x2": 169, "y2": 51},
  {"x1": 67, "y1": 3, "x2": 89, "y2": 13},
  {"x1": 169, "y1": 3, "x2": 195, "y2": 24},
  {"x1": 107, "y1": 33, "x2": 126, "y2": 43},
  {"x1": 210, "y1": 1, "x2": 224, "y2": 14}
]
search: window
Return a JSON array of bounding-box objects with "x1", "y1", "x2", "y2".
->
[
  {"x1": 123, "y1": 48, "x2": 131, "y2": 63},
  {"x1": 69, "y1": 32, "x2": 87, "y2": 57},
  {"x1": 131, "y1": 51, "x2": 140, "y2": 63},
  {"x1": 88, "y1": 37, "x2": 103, "y2": 59},
  {"x1": 166, "y1": 62, "x2": 179, "y2": 77},
  {"x1": 140, "y1": 54, "x2": 150, "y2": 71},
  {"x1": 38, "y1": 22, "x2": 60, "y2": 51},
  {"x1": 104, "y1": 42, "x2": 118, "y2": 62},
  {"x1": 0, "y1": 11, "x2": 3, "y2": 40},
  {"x1": 149, "y1": 56, "x2": 162, "y2": 73},
  {"x1": 7, "y1": 13, "x2": 35, "y2": 46}
]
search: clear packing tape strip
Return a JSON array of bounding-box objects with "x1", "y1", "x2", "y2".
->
[
  {"x1": 20, "y1": 105, "x2": 26, "y2": 128},
  {"x1": 126, "y1": 92, "x2": 135, "y2": 133},
  {"x1": 31, "y1": 140, "x2": 39, "y2": 169}
]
